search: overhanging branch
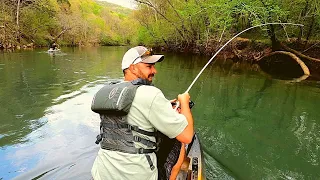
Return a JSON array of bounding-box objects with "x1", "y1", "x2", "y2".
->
[{"x1": 134, "y1": 0, "x2": 185, "y2": 39}]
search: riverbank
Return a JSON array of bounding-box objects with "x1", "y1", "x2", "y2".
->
[
  {"x1": 154, "y1": 38, "x2": 320, "y2": 60},
  {"x1": 2, "y1": 38, "x2": 319, "y2": 60},
  {"x1": 153, "y1": 38, "x2": 320, "y2": 80},
  {"x1": 2, "y1": 38, "x2": 319, "y2": 80}
]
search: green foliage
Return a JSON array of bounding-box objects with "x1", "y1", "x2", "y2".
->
[
  {"x1": 1, "y1": 0, "x2": 319, "y2": 48},
  {"x1": 134, "y1": 0, "x2": 320, "y2": 48},
  {"x1": 79, "y1": 0, "x2": 103, "y2": 16},
  {"x1": 136, "y1": 27, "x2": 156, "y2": 45},
  {"x1": 0, "y1": 0, "x2": 136, "y2": 47},
  {"x1": 20, "y1": 3, "x2": 59, "y2": 45}
]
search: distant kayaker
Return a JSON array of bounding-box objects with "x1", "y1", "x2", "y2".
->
[
  {"x1": 91, "y1": 46, "x2": 194, "y2": 180},
  {"x1": 49, "y1": 42, "x2": 58, "y2": 50}
]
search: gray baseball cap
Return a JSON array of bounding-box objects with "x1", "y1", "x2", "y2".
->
[{"x1": 121, "y1": 46, "x2": 164, "y2": 70}]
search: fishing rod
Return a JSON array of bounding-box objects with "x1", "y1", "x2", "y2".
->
[{"x1": 175, "y1": 22, "x2": 304, "y2": 109}]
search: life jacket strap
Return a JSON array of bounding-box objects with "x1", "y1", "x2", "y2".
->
[
  {"x1": 127, "y1": 124, "x2": 155, "y2": 137},
  {"x1": 145, "y1": 154, "x2": 155, "y2": 171},
  {"x1": 133, "y1": 135, "x2": 157, "y2": 147},
  {"x1": 100, "y1": 122, "x2": 156, "y2": 137},
  {"x1": 96, "y1": 133, "x2": 157, "y2": 148},
  {"x1": 101, "y1": 143, "x2": 157, "y2": 154}
]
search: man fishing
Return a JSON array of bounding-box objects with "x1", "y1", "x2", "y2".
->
[{"x1": 91, "y1": 46, "x2": 194, "y2": 180}]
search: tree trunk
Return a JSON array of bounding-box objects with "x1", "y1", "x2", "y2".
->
[
  {"x1": 268, "y1": 24, "x2": 280, "y2": 50},
  {"x1": 305, "y1": 6, "x2": 316, "y2": 46},
  {"x1": 258, "y1": 51, "x2": 310, "y2": 82},
  {"x1": 260, "y1": 51, "x2": 310, "y2": 75},
  {"x1": 280, "y1": 42, "x2": 320, "y2": 62},
  {"x1": 134, "y1": 0, "x2": 185, "y2": 40},
  {"x1": 54, "y1": 28, "x2": 72, "y2": 41},
  {"x1": 298, "y1": 0, "x2": 309, "y2": 42},
  {"x1": 16, "y1": 0, "x2": 21, "y2": 43},
  {"x1": 259, "y1": 0, "x2": 280, "y2": 51},
  {"x1": 0, "y1": 25, "x2": 4, "y2": 45}
]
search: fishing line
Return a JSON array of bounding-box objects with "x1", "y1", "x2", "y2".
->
[{"x1": 176, "y1": 22, "x2": 304, "y2": 109}]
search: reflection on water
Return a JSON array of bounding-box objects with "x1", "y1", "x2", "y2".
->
[
  {"x1": 187, "y1": 65, "x2": 320, "y2": 179},
  {"x1": 0, "y1": 47, "x2": 125, "y2": 179},
  {"x1": 0, "y1": 47, "x2": 319, "y2": 179}
]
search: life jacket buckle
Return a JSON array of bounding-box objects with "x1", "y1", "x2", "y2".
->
[
  {"x1": 95, "y1": 134, "x2": 102, "y2": 144},
  {"x1": 134, "y1": 136, "x2": 141, "y2": 142},
  {"x1": 138, "y1": 148, "x2": 144, "y2": 154},
  {"x1": 128, "y1": 124, "x2": 139, "y2": 131},
  {"x1": 150, "y1": 164, "x2": 155, "y2": 171}
]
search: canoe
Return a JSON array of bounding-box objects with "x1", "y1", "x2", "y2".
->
[
  {"x1": 47, "y1": 48, "x2": 61, "y2": 53},
  {"x1": 176, "y1": 134, "x2": 205, "y2": 180},
  {"x1": 157, "y1": 133, "x2": 205, "y2": 180}
]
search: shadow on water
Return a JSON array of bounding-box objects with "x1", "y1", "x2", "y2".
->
[
  {"x1": 31, "y1": 167, "x2": 58, "y2": 180},
  {"x1": 257, "y1": 53, "x2": 305, "y2": 80}
]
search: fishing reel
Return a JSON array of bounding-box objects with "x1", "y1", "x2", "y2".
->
[{"x1": 171, "y1": 100, "x2": 195, "y2": 109}]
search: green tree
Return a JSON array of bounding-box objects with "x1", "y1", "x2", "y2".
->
[
  {"x1": 133, "y1": 0, "x2": 319, "y2": 51},
  {"x1": 0, "y1": 0, "x2": 137, "y2": 48}
]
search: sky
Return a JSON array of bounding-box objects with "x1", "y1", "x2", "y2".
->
[{"x1": 97, "y1": 0, "x2": 137, "y2": 9}]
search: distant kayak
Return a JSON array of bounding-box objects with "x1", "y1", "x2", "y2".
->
[{"x1": 47, "y1": 48, "x2": 61, "y2": 53}]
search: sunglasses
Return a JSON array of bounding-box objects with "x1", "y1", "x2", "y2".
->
[{"x1": 131, "y1": 48, "x2": 153, "y2": 64}]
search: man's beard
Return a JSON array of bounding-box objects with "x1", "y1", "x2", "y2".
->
[
  {"x1": 148, "y1": 74, "x2": 154, "y2": 81},
  {"x1": 137, "y1": 69, "x2": 154, "y2": 82}
]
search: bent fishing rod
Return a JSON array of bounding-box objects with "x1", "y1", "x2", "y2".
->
[{"x1": 175, "y1": 22, "x2": 304, "y2": 109}]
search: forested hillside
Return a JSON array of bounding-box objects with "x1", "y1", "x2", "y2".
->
[
  {"x1": 0, "y1": 0, "x2": 137, "y2": 48},
  {"x1": 1, "y1": 0, "x2": 319, "y2": 54}
]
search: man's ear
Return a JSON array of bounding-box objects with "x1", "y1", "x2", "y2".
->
[
  {"x1": 128, "y1": 64, "x2": 136, "y2": 74},
  {"x1": 128, "y1": 64, "x2": 136, "y2": 75},
  {"x1": 128, "y1": 64, "x2": 134, "y2": 71}
]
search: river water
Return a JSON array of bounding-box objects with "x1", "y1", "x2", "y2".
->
[{"x1": 0, "y1": 47, "x2": 319, "y2": 180}]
